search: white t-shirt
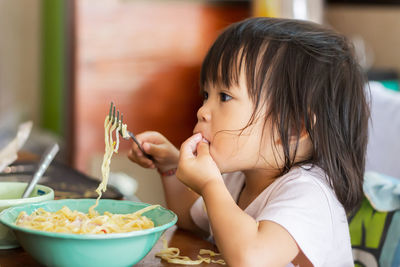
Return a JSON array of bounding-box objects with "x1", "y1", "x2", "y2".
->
[{"x1": 190, "y1": 165, "x2": 354, "y2": 267}]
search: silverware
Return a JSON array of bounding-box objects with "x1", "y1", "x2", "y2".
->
[
  {"x1": 22, "y1": 143, "x2": 59, "y2": 198},
  {"x1": 109, "y1": 102, "x2": 153, "y2": 161}
]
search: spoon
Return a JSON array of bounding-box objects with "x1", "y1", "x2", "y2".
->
[{"x1": 22, "y1": 143, "x2": 59, "y2": 198}]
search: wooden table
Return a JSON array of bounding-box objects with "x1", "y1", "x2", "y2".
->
[{"x1": 0, "y1": 226, "x2": 224, "y2": 267}]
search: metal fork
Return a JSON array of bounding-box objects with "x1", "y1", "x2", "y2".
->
[{"x1": 109, "y1": 102, "x2": 153, "y2": 160}]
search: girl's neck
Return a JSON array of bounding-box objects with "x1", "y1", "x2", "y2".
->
[
  {"x1": 241, "y1": 168, "x2": 279, "y2": 197},
  {"x1": 236, "y1": 168, "x2": 279, "y2": 210}
]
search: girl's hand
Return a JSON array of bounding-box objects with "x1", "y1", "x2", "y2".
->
[
  {"x1": 128, "y1": 131, "x2": 179, "y2": 171},
  {"x1": 176, "y1": 133, "x2": 223, "y2": 195}
]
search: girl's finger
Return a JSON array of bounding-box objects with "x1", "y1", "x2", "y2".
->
[
  {"x1": 180, "y1": 133, "x2": 202, "y2": 159},
  {"x1": 196, "y1": 139, "x2": 210, "y2": 157},
  {"x1": 130, "y1": 141, "x2": 142, "y2": 156},
  {"x1": 128, "y1": 148, "x2": 152, "y2": 167},
  {"x1": 128, "y1": 150, "x2": 139, "y2": 163},
  {"x1": 136, "y1": 131, "x2": 163, "y2": 144},
  {"x1": 142, "y1": 142, "x2": 160, "y2": 156}
]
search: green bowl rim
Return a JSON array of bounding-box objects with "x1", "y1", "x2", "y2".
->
[
  {"x1": 0, "y1": 199, "x2": 177, "y2": 240},
  {"x1": 0, "y1": 182, "x2": 54, "y2": 205}
]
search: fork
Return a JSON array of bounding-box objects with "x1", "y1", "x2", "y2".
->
[{"x1": 109, "y1": 102, "x2": 154, "y2": 160}]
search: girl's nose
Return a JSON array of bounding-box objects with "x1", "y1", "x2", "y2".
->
[{"x1": 197, "y1": 103, "x2": 211, "y2": 122}]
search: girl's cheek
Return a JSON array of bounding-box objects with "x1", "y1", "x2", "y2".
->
[
  {"x1": 208, "y1": 144, "x2": 217, "y2": 160},
  {"x1": 209, "y1": 146, "x2": 224, "y2": 170},
  {"x1": 209, "y1": 144, "x2": 223, "y2": 165},
  {"x1": 209, "y1": 140, "x2": 231, "y2": 163}
]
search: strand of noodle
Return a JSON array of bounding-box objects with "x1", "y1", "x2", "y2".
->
[
  {"x1": 114, "y1": 120, "x2": 122, "y2": 152},
  {"x1": 132, "y1": 204, "x2": 160, "y2": 217},
  {"x1": 121, "y1": 124, "x2": 129, "y2": 139},
  {"x1": 104, "y1": 116, "x2": 118, "y2": 190},
  {"x1": 212, "y1": 259, "x2": 227, "y2": 264},
  {"x1": 155, "y1": 238, "x2": 226, "y2": 265},
  {"x1": 88, "y1": 117, "x2": 112, "y2": 214},
  {"x1": 89, "y1": 116, "x2": 117, "y2": 215},
  {"x1": 199, "y1": 249, "x2": 221, "y2": 256}
]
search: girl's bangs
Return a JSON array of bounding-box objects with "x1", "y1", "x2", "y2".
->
[
  {"x1": 200, "y1": 31, "x2": 281, "y2": 106},
  {"x1": 200, "y1": 43, "x2": 245, "y2": 90}
]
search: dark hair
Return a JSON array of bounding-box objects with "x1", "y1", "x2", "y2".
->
[{"x1": 200, "y1": 17, "x2": 369, "y2": 212}]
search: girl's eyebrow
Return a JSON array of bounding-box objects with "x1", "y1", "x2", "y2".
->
[{"x1": 213, "y1": 83, "x2": 234, "y2": 92}]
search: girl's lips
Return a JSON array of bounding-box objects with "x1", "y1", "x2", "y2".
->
[{"x1": 193, "y1": 131, "x2": 211, "y2": 144}]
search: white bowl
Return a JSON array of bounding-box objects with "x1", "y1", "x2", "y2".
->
[{"x1": 0, "y1": 182, "x2": 54, "y2": 249}]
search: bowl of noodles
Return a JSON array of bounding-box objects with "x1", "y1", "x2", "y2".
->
[{"x1": 0, "y1": 198, "x2": 177, "y2": 267}]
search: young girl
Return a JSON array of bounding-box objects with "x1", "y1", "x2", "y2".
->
[{"x1": 128, "y1": 17, "x2": 369, "y2": 267}]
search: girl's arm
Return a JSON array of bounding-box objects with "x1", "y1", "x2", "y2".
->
[
  {"x1": 128, "y1": 131, "x2": 204, "y2": 234},
  {"x1": 202, "y1": 181, "x2": 300, "y2": 266},
  {"x1": 177, "y1": 134, "x2": 300, "y2": 266},
  {"x1": 160, "y1": 173, "x2": 202, "y2": 233}
]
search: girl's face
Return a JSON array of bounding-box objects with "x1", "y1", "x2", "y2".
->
[{"x1": 193, "y1": 74, "x2": 276, "y2": 173}]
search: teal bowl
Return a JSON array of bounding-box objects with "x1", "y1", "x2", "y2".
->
[{"x1": 0, "y1": 199, "x2": 177, "y2": 267}]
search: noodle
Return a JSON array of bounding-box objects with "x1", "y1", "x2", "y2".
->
[
  {"x1": 91, "y1": 115, "x2": 130, "y2": 215},
  {"x1": 16, "y1": 205, "x2": 158, "y2": 234},
  {"x1": 156, "y1": 238, "x2": 226, "y2": 265},
  {"x1": 89, "y1": 115, "x2": 118, "y2": 215}
]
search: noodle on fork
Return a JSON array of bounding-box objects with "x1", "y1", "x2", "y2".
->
[{"x1": 16, "y1": 105, "x2": 159, "y2": 234}]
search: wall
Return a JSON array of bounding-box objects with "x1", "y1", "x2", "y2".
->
[
  {"x1": 0, "y1": 0, "x2": 41, "y2": 127},
  {"x1": 325, "y1": 4, "x2": 400, "y2": 74}
]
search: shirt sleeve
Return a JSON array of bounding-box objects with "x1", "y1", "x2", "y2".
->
[
  {"x1": 190, "y1": 196, "x2": 210, "y2": 233},
  {"x1": 256, "y1": 175, "x2": 334, "y2": 267}
]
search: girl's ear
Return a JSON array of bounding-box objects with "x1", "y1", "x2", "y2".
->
[
  {"x1": 289, "y1": 126, "x2": 313, "y2": 162},
  {"x1": 292, "y1": 113, "x2": 315, "y2": 146},
  {"x1": 272, "y1": 128, "x2": 309, "y2": 147},
  {"x1": 270, "y1": 115, "x2": 314, "y2": 147},
  {"x1": 271, "y1": 123, "x2": 306, "y2": 145},
  {"x1": 296, "y1": 128, "x2": 310, "y2": 145},
  {"x1": 277, "y1": 127, "x2": 309, "y2": 146}
]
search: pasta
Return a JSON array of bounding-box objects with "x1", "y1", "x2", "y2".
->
[
  {"x1": 89, "y1": 115, "x2": 120, "y2": 215},
  {"x1": 16, "y1": 114, "x2": 157, "y2": 234},
  {"x1": 156, "y1": 238, "x2": 226, "y2": 265},
  {"x1": 16, "y1": 205, "x2": 157, "y2": 234}
]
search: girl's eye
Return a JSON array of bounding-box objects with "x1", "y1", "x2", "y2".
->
[
  {"x1": 220, "y1": 92, "x2": 232, "y2": 102},
  {"x1": 202, "y1": 91, "x2": 209, "y2": 101}
]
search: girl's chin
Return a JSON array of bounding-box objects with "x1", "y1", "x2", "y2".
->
[
  {"x1": 213, "y1": 160, "x2": 232, "y2": 174},
  {"x1": 209, "y1": 156, "x2": 223, "y2": 172},
  {"x1": 215, "y1": 158, "x2": 244, "y2": 173},
  {"x1": 210, "y1": 150, "x2": 236, "y2": 172}
]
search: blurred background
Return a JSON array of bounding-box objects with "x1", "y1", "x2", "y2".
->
[{"x1": 0, "y1": 0, "x2": 399, "y2": 205}]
